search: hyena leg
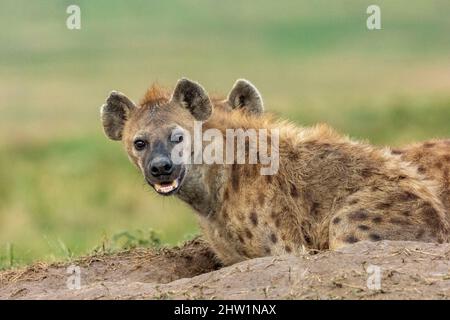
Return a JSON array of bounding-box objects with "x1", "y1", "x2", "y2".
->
[{"x1": 328, "y1": 191, "x2": 448, "y2": 250}]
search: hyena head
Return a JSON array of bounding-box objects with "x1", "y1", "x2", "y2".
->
[{"x1": 100, "y1": 78, "x2": 263, "y2": 197}]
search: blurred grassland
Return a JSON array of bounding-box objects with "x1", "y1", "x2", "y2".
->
[{"x1": 1, "y1": 0, "x2": 450, "y2": 268}]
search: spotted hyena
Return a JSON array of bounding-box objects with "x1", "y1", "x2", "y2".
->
[{"x1": 100, "y1": 78, "x2": 449, "y2": 265}]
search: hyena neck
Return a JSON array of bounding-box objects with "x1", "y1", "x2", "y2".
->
[
  {"x1": 176, "y1": 163, "x2": 228, "y2": 217},
  {"x1": 176, "y1": 110, "x2": 279, "y2": 217}
]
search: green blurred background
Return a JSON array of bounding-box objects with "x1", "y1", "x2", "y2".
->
[{"x1": 1, "y1": 0, "x2": 450, "y2": 268}]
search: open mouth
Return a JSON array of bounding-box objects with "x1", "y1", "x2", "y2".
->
[{"x1": 149, "y1": 168, "x2": 186, "y2": 196}]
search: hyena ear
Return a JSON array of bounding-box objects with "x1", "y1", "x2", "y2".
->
[
  {"x1": 100, "y1": 91, "x2": 137, "y2": 141},
  {"x1": 171, "y1": 78, "x2": 212, "y2": 121},
  {"x1": 227, "y1": 79, "x2": 264, "y2": 115}
]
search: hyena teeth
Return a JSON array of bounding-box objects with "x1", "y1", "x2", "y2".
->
[{"x1": 154, "y1": 180, "x2": 178, "y2": 193}]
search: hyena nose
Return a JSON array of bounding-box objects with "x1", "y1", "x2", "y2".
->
[{"x1": 150, "y1": 157, "x2": 173, "y2": 177}]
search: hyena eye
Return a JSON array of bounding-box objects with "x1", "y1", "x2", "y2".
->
[
  {"x1": 134, "y1": 139, "x2": 147, "y2": 151},
  {"x1": 171, "y1": 133, "x2": 183, "y2": 144}
]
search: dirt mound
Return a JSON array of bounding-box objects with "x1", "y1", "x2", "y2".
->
[
  {"x1": 1, "y1": 239, "x2": 449, "y2": 299},
  {"x1": 0, "y1": 237, "x2": 220, "y2": 299}
]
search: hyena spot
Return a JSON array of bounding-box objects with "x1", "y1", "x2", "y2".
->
[
  {"x1": 249, "y1": 211, "x2": 258, "y2": 226},
  {"x1": 418, "y1": 166, "x2": 426, "y2": 174},
  {"x1": 358, "y1": 225, "x2": 370, "y2": 231},
  {"x1": 290, "y1": 183, "x2": 299, "y2": 198},
  {"x1": 399, "y1": 191, "x2": 418, "y2": 201},
  {"x1": 238, "y1": 234, "x2": 244, "y2": 243},
  {"x1": 390, "y1": 217, "x2": 411, "y2": 225},
  {"x1": 332, "y1": 217, "x2": 341, "y2": 224},
  {"x1": 361, "y1": 168, "x2": 373, "y2": 178},
  {"x1": 287, "y1": 151, "x2": 299, "y2": 161},
  {"x1": 223, "y1": 188, "x2": 229, "y2": 201},
  {"x1": 310, "y1": 202, "x2": 320, "y2": 216},
  {"x1": 270, "y1": 210, "x2": 277, "y2": 219},
  {"x1": 372, "y1": 216, "x2": 383, "y2": 223},
  {"x1": 244, "y1": 228, "x2": 253, "y2": 239},
  {"x1": 421, "y1": 203, "x2": 442, "y2": 229},
  {"x1": 270, "y1": 233, "x2": 278, "y2": 243},
  {"x1": 348, "y1": 210, "x2": 369, "y2": 221},
  {"x1": 424, "y1": 142, "x2": 435, "y2": 148},
  {"x1": 349, "y1": 199, "x2": 359, "y2": 205},
  {"x1": 345, "y1": 235, "x2": 359, "y2": 244},
  {"x1": 391, "y1": 149, "x2": 403, "y2": 155},
  {"x1": 285, "y1": 245, "x2": 292, "y2": 253},
  {"x1": 375, "y1": 202, "x2": 392, "y2": 210},
  {"x1": 435, "y1": 162, "x2": 443, "y2": 169},
  {"x1": 231, "y1": 164, "x2": 240, "y2": 191},
  {"x1": 416, "y1": 229, "x2": 425, "y2": 239},
  {"x1": 264, "y1": 247, "x2": 271, "y2": 254},
  {"x1": 369, "y1": 233, "x2": 382, "y2": 241},
  {"x1": 304, "y1": 234, "x2": 312, "y2": 245}
]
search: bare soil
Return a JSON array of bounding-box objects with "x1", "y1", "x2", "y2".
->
[{"x1": 1, "y1": 239, "x2": 449, "y2": 299}]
